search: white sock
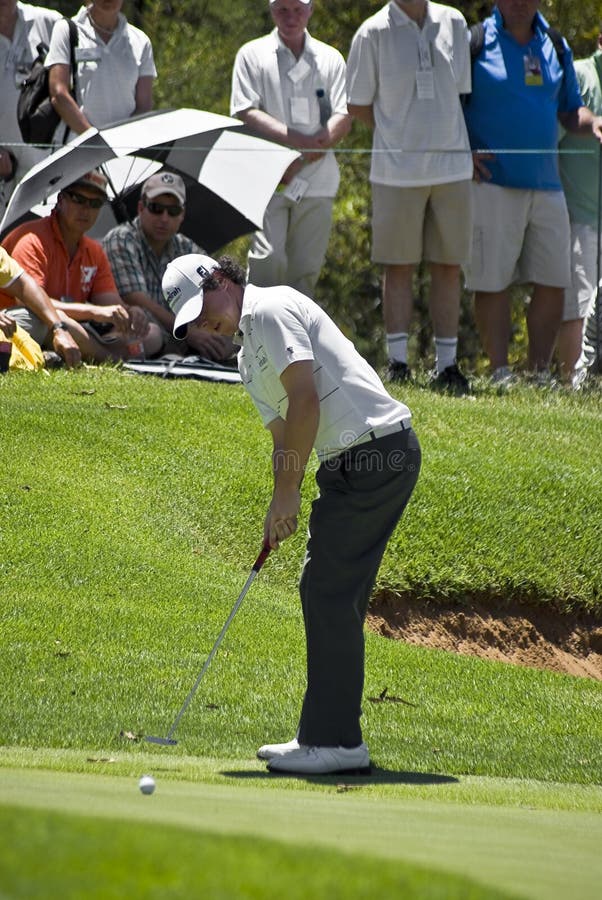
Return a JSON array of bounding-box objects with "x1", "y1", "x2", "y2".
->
[
  {"x1": 387, "y1": 332, "x2": 408, "y2": 364},
  {"x1": 434, "y1": 337, "x2": 457, "y2": 373}
]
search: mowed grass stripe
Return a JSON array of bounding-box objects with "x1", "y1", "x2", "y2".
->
[
  {"x1": 2, "y1": 768, "x2": 601, "y2": 900},
  {"x1": 0, "y1": 805, "x2": 513, "y2": 900}
]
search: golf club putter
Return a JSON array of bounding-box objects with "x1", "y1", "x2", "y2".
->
[{"x1": 146, "y1": 541, "x2": 271, "y2": 746}]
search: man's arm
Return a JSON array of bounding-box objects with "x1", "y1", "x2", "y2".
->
[
  {"x1": 49, "y1": 64, "x2": 91, "y2": 135},
  {"x1": 133, "y1": 76, "x2": 154, "y2": 116},
  {"x1": 120, "y1": 289, "x2": 174, "y2": 331},
  {"x1": 3, "y1": 272, "x2": 81, "y2": 367},
  {"x1": 559, "y1": 106, "x2": 602, "y2": 142},
  {"x1": 347, "y1": 104, "x2": 375, "y2": 129},
  {"x1": 264, "y1": 360, "x2": 319, "y2": 550}
]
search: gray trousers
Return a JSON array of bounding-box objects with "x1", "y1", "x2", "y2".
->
[
  {"x1": 248, "y1": 194, "x2": 333, "y2": 298},
  {"x1": 297, "y1": 427, "x2": 421, "y2": 748}
]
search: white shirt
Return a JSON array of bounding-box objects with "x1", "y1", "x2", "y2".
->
[
  {"x1": 347, "y1": 1, "x2": 473, "y2": 187},
  {"x1": 0, "y1": 2, "x2": 60, "y2": 213},
  {"x1": 238, "y1": 284, "x2": 411, "y2": 461},
  {"x1": 231, "y1": 29, "x2": 348, "y2": 198},
  {"x1": 45, "y1": 6, "x2": 156, "y2": 138}
]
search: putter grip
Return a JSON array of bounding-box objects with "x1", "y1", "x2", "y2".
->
[{"x1": 253, "y1": 542, "x2": 271, "y2": 572}]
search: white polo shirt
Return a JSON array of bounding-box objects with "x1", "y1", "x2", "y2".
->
[
  {"x1": 231, "y1": 29, "x2": 348, "y2": 199},
  {"x1": 347, "y1": 0, "x2": 472, "y2": 187},
  {"x1": 237, "y1": 284, "x2": 411, "y2": 461},
  {"x1": 45, "y1": 7, "x2": 156, "y2": 137}
]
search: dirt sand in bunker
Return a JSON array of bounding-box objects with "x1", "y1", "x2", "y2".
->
[{"x1": 367, "y1": 593, "x2": 602, "y2": 681}]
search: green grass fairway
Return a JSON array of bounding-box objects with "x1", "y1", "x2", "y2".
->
[
  {"x1": 2, "y1": 370, "x2": 601, "y2": 898},
  {"x1": 1, "y1": 763, "x2": 601, "y2": 900}
]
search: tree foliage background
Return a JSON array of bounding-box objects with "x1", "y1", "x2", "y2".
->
[{"x1": 46, "y1": 1, "x2": 602, "y2": 367}]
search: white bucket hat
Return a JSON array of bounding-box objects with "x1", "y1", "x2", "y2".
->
[{"x1": 162, "y1": 254, "x2": 219, "y2": 339}]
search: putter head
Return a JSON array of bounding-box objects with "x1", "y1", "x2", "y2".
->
[{"x1": 145, "y1": 735, "x2": 178, "y2": 746}]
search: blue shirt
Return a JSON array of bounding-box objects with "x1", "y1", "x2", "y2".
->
[{"x1": 463, "y1": 8, "x2": 583, "y2": 190}]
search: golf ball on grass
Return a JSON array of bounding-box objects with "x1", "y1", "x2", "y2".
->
[{"x1": 138, "y1": 775, "x2": 155, "y2": 795}]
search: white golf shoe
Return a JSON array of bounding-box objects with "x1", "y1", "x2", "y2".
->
[
  {"x1": 256, "y1": 738, "x2": 301, "y2": 760},
  {"x1": 266, "y1": 743, "x2": 371, "y2": 775}
]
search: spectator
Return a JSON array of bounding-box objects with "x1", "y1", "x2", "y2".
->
[
  {"x1": 1, "y1": 169, "x2": 163, "y2": 362},
  {"x1": 463, "y1": 1, "x2": 602, "y2": 384},
  {"x1": 102, "y1": 171, "x2": 234, "y2": 361},
  {"x1": 0, "y1": 1, "x2": 60, "y2": 217},
  {"x1": 0, "y1": 245, "x2": 81, "y2": 367},
  {"x1": 559, "y1": 29, "x2": 602, "y2": 386},
  {"x1": 162, "y1": 253, "x2": 421, "y2": 775},
  {"x1": 347, "y1": 0, "x2": 473, "y2": 394},
  {"x1": 230, "y1": 0, "x2": 351, "y2": 298},
  {"x1": 46, "y1": 0, "x2": 155, "y2": 140}
]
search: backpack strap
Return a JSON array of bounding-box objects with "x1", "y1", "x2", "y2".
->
[
  {"x1": 545, "y1": 26, "x2": 566, "y2": 72},
  {"x1": 60, "y1": 19, "x2": 79, "y2": 145}
]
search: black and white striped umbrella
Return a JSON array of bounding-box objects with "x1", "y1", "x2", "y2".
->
[{"x1": 0, "y1": 108, "x2": 300, "y2": 252}]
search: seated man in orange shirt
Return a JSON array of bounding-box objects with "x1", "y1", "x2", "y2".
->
[{"x1": 1, "y1": 170, "x2": 162, "y2": 363}]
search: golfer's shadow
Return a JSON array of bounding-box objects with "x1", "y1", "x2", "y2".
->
[{"x1": 221, "y1": 767, "x2": 459, "y2": 786}]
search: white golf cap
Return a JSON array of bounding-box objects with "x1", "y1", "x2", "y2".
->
[{"x1": 162, "y1": 253, "x2": 219, "y2": 339}]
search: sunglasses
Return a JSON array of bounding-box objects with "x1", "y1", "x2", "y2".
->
[
  {"x1": 63, "y1": 189, "x2": 105, "y2": 210},
  {"x1": 144, "y1": 200, "x2": 184, "y2": 218}
]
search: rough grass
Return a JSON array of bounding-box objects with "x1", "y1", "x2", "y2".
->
[{"x1": 1, "y1": 369, "x2": 601, "y2": 787}]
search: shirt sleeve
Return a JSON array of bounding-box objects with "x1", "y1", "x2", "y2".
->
[
  {"x1": 453, "y1": 16, "x2": 472, "y2": 95},
  {"x1": 326, "y1": 49, "x2": 348, "y2": 116},
  {"x1": 138, "y1": 34, "x2": 157, "y2": 78},
  {"x1": 346, "y1": 28, "x2": 377, "y2": 106},
  {"x1": 256, "y1": 300, "x2": 315, "y2": 377},
  {"x1": 44, "y1": 17, "x2": 73, "y2": 68},
  {"x1": 230, "y1": 45, "x2": 263, "y2": 116},
  {"x1": 6, "y1": 232, "x2": 50, "y2": 291}
]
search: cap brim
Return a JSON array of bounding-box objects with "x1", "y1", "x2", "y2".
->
[
  {"x1": 162, "y1": 253, "x2": 219, "y2": 339},
  {"x1": 172, "y1": 291, "x2": 204, "y2": 340}
]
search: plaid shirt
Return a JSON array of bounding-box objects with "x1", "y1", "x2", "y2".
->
[{"x1": 102, "y1": 218, "x2": 202, "y2": 309}]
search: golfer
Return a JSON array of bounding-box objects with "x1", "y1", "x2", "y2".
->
[{"x1": 162, "y1": 254, "x2": 421, "y2": 776}]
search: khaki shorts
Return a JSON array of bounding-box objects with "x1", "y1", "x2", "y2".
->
[
  {"x1": 564, "y1": 221, "x2": 600, "y2": 322},
  {"x1": 371, "y1": 180, "x2": 472, "y2": 265},
  {"x1": 464, "y1": 182, "x2": 571, "y2": 292}
]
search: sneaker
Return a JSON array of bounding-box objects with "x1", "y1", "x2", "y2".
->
[
  {"x1": 266, "y1": 743, "x2": 371, "y2": 776},
  {"x1": 490, "y1": 366, "x2": 518, "y2": 387},
  {"x1": 430, "y1": 363, "x2": 470, "y2": 396},
  {"x1": 257, "y1": 738, "x2": 301, "y2": 760},
  {"x1": 570, "y1": 366, "x2": 588, "y2": 391},
  {"x1": 526, "y1": 369, "x2": 557, "y2": 390},
  {"x1": 387, "y1": 360, "x2": 412, "y2": 383}
]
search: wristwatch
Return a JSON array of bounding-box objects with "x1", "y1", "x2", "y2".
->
[{"x1": 51, "y1": 321, "x2": 69, "y2": 332}]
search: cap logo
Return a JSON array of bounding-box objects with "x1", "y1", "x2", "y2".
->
[
  {"x1": 165, "y1": 285, "x2": 181, "y2": 303},
  {"x1": 196, "y1": 264, "x2": 213, "y2": 280},
  {"x1": 160, "y1": 173, "x2": 176, "y2": 184}
]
